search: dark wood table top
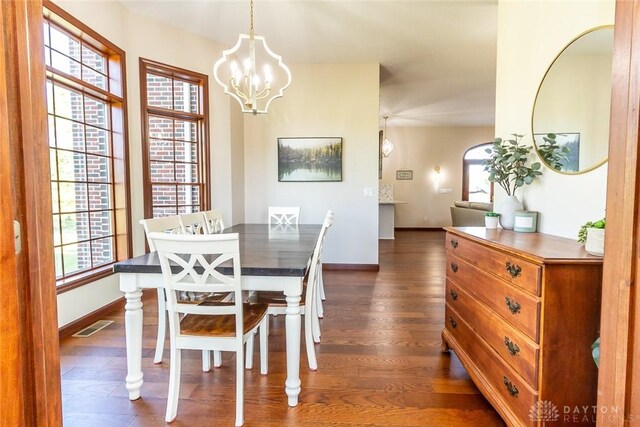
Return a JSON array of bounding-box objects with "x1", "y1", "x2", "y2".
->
[{"x1": 113, "y1": 223, "x2": 322, "y2": 277}]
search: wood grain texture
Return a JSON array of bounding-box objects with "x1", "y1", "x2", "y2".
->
[
  {"x1": 60, "y1": 231, "x2": 505, "y2": 426},
  {"x1": 597, "y1": 0, "x2": 640, "y2": 424},
  {"x1": 2, "y1": 0, "x2": 62, "y2": 425},
  {"x1": 443, "y1": 229, "x2": 602, "y2": 426}
]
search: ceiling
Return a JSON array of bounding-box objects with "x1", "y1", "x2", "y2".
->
[{"x1": 121, "y1": 0, "x2": 498, "y2": 127}]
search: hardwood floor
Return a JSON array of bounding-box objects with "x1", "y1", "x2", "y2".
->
[{"x1": 59, "y1": 230, "x2": 504, "y2": 426}]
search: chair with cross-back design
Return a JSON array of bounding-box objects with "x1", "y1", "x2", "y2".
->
[
  {"x1": 202, "y1": 209, "x2": 225, "y2": 233},
  {"x1": 249, "y1": 210, "x2": 333, "y2": 370},
  {"x1": 147, "y1": 232, "x2": 268, "y2": 426},
  {"x1": 268, "y1": 206, "x2": 300, "y2": 225},
  {"x1": 139, "y1": 215, "x2": 184, "y2": 364},
  {"x1": 178, "y1": 211, "x2": 209, "y2": 235}
]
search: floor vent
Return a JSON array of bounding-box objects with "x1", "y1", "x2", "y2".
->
[{"x1": 72, "y1": 320, "x2": 114, "y2": 338}]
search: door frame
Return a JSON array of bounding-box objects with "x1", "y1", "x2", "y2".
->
[{"x1": 0, "y1": 0, "x2": 62, "y2": 424}]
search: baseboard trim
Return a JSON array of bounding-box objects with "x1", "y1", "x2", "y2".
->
[
  {"x1": 58, "y1": 297, "x2": 125, "y2": 339},
  {"x1": 323, "y1": 263, "x2": 379, "y2": 271},
  {"x1": 395, "y1": 227, "x2": 444, "y2": 232}
]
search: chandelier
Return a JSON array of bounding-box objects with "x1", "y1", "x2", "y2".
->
[
  {"x1": 213, "y1": 0, "x2": 291, "y2": 115},
  {"x1": 381, "y1": 116, "x2": 394, "y2": 157}
]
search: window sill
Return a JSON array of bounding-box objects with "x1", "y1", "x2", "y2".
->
[{"x1": 55, "y1": 264, "x2": 116, "y2": 294}]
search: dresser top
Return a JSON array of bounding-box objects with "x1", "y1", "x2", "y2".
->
[{"x1": 445, "y1": 227, "x2": 603, "y2": 264}]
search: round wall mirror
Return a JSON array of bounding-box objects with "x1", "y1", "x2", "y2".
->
[{"x1": 532, "y1": 26, "x2": 613, "y2": 174}]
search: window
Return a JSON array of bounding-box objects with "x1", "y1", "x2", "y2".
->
[
  {"x1": 44, "y1": 2, "x2": 130, "y2": 291},
  {"x1": 462, "y1": 143, "x2": 493, "y2": 203},
  {"x1": 139, "y1": 58, "x2": 210, "y2": 218}
]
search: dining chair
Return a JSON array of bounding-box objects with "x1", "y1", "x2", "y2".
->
[
  {"x1": 139, "y1": 215, "x2": 184, "y2": 364},
  {"x1": 316, "y1": 210, "x2": 334, "y2": 320},
  {"x1": 249, "y1": 210, "x2": 333, "y2": 370},
  {"x1": 268, "y1": 206, "x2": 300, "y2": 225},
  {"x1": 140, "y1": 214, "x2": 225, "y2": 370},
  {"x1": 178, "y1": 211, "x2": 208, "y2": 235},
  {"x1": 202, "y1": 209, "x2": 225, "y2": 233},
  {"x1": 148, "y1": 232, "x2": 269, "y2": 426}
]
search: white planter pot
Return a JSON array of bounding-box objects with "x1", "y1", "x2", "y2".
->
[
  {"x1": 485, "y1": 216, "x2": 500, "y2": 229},
  {"x1": 585, "y1": 228, "x2": 605, "y2": 256},
  {"x1": 497, "y1": 195, "x2": 524, "y2": 230}
]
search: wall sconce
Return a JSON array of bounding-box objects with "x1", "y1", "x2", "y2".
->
[{"x1": 433, "y1": 166, "x2": 442, "y2": 191}]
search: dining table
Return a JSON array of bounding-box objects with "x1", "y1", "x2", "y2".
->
[{"x1": 113, "y1": 223, "x2": 322, "y2": 407}]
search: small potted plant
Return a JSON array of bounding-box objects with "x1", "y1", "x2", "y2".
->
[
  {"x1": 578, "y1": 217, "x2": 605, "y2": 256},
  {"x1": 484, "y1": 212, "x2": 500, "y2": 229}
]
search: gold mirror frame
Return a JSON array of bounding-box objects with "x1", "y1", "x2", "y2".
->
[{"x1": 531, "y1": 25, "x2": 614, "y2": 175}]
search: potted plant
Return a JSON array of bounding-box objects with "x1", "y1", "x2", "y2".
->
[
  {"x1": 482, "y1": 134, "x2": 542, "y2": 229},
  {"x1": 578, "y1": 217, "x2": 605, "y2": 256},
  {"x1": 484, "y1": 211, "x2": 500, "y2": 229}
]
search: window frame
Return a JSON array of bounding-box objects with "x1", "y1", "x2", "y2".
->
[
  {"x1": 44, "y1": 1, "x2": 131, "y2": 293},
  {"x1": 462, "y1": 142, "x2": 494, "y2": 202},
  {"x1": 139, "y1": 58, "x2": 210, "y2": 220}
]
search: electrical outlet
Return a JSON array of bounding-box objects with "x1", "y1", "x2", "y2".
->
[{"x1": 363, "y1": 187, "x2": 374, "y2": 197}]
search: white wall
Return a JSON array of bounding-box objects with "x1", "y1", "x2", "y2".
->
[
  {"x1": 380, "y1": 126, "x2": 494, "y2": 227},
  {"x1": 53, "y1": 0, "x2": 239, "y2": 326},
  {"x1": 243, "y1": 64, "x2": 380, "y2": 265},
  {"x1": 495, "y1": 0, "x2": 614, "y2": 239}
]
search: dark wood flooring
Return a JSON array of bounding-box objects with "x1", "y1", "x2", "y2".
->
[{"x1": 59, "y1": 230, "x2": 504, "y2": 426}]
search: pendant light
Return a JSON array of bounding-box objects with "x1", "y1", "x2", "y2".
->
[
  {"x1": 213, "y1": 0, "x2": 291, "y2": 115},
  {"x1": 381, "y1": 116, "x2": 394, "y2": 157}
]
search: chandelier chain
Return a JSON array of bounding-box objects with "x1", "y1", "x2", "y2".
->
[{"x1": 250, "y1": 0, "x2": 254, "y2": 33}]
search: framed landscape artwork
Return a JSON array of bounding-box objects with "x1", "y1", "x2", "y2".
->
[{"x1": 278, "y1": 137, "x2": 343, "y2": 182}]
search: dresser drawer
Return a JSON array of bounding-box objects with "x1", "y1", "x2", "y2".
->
[
  {"x1": 446, "y1": 232, "x2": 541, "y2": 296},
  {"x1": 447, "y1": 252, "x2": 541, "y2": 342},
  {"x1": 446, "y1": 279, "x2": 539, "y2": 388},
  {"x1": 445, "y1": 304, "x2": 537, "y2": 427}
]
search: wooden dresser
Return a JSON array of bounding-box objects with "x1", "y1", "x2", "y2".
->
[{"x1": 441, "y1": 227, "x2": 603, "y2": 426}]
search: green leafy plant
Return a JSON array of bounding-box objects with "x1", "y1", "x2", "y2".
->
[
  {"x1": 485, "y1": 212, "x2": 500, "y2": 217},
  {"x1": 577, "y1": 218, "x2": 606, "y2": 243},
  {"x1": 482, "y1": 134, "x2": 542, "y2": 196},
  {"x1": 537, "y1": 133, "x2": 570, "y2": 171}
]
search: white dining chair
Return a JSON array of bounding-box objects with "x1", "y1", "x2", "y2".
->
[
  {"x1": 249, "y1": 210, "x2": 333, "y2": 370},
  {"x1": 148, "y1": 232, "x2": 268, "y2": 426},
  {"x1": 316, "y1": 210, "x2": 334, "y2": 320},
  {"x1": 268, "y1": 206, "x2": 300, "y2": 225},
  {"x1": 139, "y1": 215, "x2": 184, "y2": 364},
  {"x1": 178, "y1": 211, "x2": 208, "y2": 235},
  {"x1": 141, "y1": 214, "x2": 225, "y2": 370},
  {"x1": 202, "y1": 209, "x2": 225, "y2": 233}
]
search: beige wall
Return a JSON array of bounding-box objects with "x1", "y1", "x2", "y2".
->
[
  {"x1": 243, "y1": 63, "x2": 380, "y2": 264},
  {"x1": 53, "y1": 0, "x2": 240, "y2": 326},
  {"x1": 495, "y1": 0, "x2": 614, "y2": 238},
  {"x1": 380, "y1": 126, "x2": 494, "y2": 227}
]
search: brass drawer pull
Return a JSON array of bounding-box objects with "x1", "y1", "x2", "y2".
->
[
  {"x1": 450, "y1": 290, "x2": 458, "y2": 301},
  {"x1": 505, "y1": 261, "x2": 522, "y2": 278},
  {"x1": 450, "y1": 262, "x2": 459, "y2": 273},
  {"x1": 504, "y1": 336, "x2": 520, "y2": 356},
  {"x1": 450, "y1": 238, "x2": 458, "y2": 248},
  {"x1": 448, "y1": 317, "x2": 457, "y2": 328},
  {"x1": 505, "y1": 297, "x2": 521, "y2": 314},
  {"x1": 503, "y1": 376, "x2": 519, "y2": 397}
]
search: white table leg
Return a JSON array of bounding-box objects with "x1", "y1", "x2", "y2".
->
[
  {"x1": 284, "y1": 287, "x2": 302, "y2": 407},
  {"x1": 124, "y1": 287, "x2": 144, "y2": 400}
]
